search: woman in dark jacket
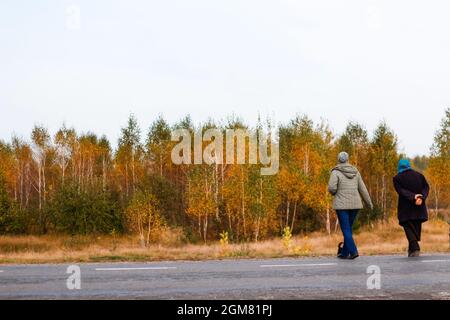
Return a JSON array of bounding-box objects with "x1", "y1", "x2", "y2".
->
[{"x1": 393, "y1": 159, "x2": 430, "y2": 257}]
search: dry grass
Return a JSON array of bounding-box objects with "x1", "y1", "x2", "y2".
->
[{"x1": 0, "y1": 218, "x2": 449, "y2": 264}]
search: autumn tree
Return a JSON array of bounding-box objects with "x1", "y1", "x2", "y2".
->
[
  {"x1": 31, "y1": 125, "x2": 52, "y2": 232},
  {"x1": 338, "y1": 122, "x2": 369, "y2": 168},
  {"x1": 426, "y1": 108, "x2": 450, "y2": 214},
  {"x1": 147, "y1": 115, "x2": 172, "y2": 177},
  {"x1": 337, "y1": 122, "x2": 382, "y2": 227},
  {"x1": 116, "y1": 115, "x2": 143, "y2": 200},
  {"x1": 0, "y1": 171, "x2": 10, "y2": 232},
  {"x1": 368, "y1": 122, "x2": 399, "y2": 221},
  {"x1": 278, "y1": 116, "x2": 333, "y2": 234},
  {"x1": 221, "y1": 118, "x2": 252, "y2": 241},
  {"x1": 0, "y1": 141, "x2": 15, "y2": 200},
  {"x1": 125, "y1": 190, "x2": 162, "y2": 247},
  {"x1": 411, "y1": 155, "x2": 429, "y2": 172},
  {"x1": 184, "y1": 121, "x2": 224, "y2": 243},
  {"x1": 246, "y1": 163, "x2": 278, "y2": 242},
  {"x1": 54, "y1": 125, "x2": 76, "y2": 186}
]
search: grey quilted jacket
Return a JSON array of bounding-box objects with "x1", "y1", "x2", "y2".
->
[{"x1": 328, "y1": 164, "x2": 373, "y2": 210}]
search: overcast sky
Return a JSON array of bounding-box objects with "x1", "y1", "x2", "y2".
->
[{"x1": 0, "y1": 0, "x2": 449, "y2": 156}]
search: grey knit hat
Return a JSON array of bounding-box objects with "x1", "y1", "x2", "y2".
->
[{"x1": 338, "y1": 151, "x2": 349, "y2": 163}]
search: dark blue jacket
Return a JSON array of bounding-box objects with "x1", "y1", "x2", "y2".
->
[{"x1": 393, "y1": 169, "x2": 430, "y2": 225}]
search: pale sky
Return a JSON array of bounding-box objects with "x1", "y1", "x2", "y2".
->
[{"x1": 0, "y1": 0, "x2": 449, "y2": 156}]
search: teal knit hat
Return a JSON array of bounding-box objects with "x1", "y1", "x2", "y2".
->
[{"x1": 397, "y1": 159, "x2": 411, "y2": 174}]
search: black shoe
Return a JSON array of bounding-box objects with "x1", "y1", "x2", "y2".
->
[
  {"x1": 337, "y1": 242, "x2": 344, "y2": 256},
  {"x1": 408, "y1": 250, "x2": 420, "y2": 257},
  {"x1": 337, "y1": 253, "x2": 349, "y2": 259},
  {"x1": 348, "y1": 253, "x2": 359, "y2": 260}
]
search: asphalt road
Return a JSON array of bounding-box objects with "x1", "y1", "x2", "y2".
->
[{"x1": 1, "y1": 254, "x2": 450, "y2": 300}]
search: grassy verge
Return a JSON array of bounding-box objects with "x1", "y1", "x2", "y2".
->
[{"x1": 0, "y1": 218, "x2": 449, "y2": 264}]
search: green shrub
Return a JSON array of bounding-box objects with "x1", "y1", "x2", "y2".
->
[{"x1": 51, "y1": 183, "x2": 123, "y2": 235}]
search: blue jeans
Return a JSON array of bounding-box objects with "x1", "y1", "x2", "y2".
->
[{"x1": 336, "y1": 210, "x2": 359, "y2": 256}]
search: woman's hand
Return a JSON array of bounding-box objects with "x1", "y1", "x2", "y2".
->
[{"x1": 415, "y1": 194, "x2": 423, "y2": 206}]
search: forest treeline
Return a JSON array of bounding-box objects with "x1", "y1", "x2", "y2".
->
[{"x1": 0, "y1": 109, "x2": 448, "y2": 244}]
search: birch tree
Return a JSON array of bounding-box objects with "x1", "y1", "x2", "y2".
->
[{"x1": 31, "y1": 125, "x2": 51, "y2": 232}]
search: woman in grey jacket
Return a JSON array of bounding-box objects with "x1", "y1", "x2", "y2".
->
[{"x1": 328, "y1": 152, "x2": 373, "y2": 259}]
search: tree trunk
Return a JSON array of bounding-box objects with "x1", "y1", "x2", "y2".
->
[
  {"x1": 255, "y1": 217, "x2": 260, "y2": 242},
  {"x1": 25, "y1": 163, "x2": 30, "y2": 207},
  {"x1": 291, "y1": 201, "x2": 297, "y2": 232},
  {"x1": 146, "y1": 214, "x2": 152, "y2": 247},
  {"x1": 285, "y1": 200, "x2": 290, "y2": 228},
  {"x1": 132, "y1": 149, "x2": 136, "y2": 193},
  {"x1": 19, "y1": 165, "x2": 23, "y2": 208},
  {"x1": 435, "y1": 187, "x2": 439, "y2": 217},
  {"x1": 335, "y1": 218, "x2": 340, "y2": 233},
  {"x1": 38, "y1": 165, "x2": 42, "y2": 211},
  {"x1": 304, "y1": 144, "x2": 310, "y2": 175},
  {"x1": 102, "y1": 156, "x2": 107, "y2": 192},
  {"x1": 215, "y1": 164, "x2": 219, "y2": 220},
  {"x1": 241, "y1": 167, "x2": 246, "y2": 239},
  {"x1": 125, "y1": 162, "x2": 129, "y2": 198},
  {"x1": 255, "y1": 177, "x2": 263, "y2": 242},
  {"x1": 384, "y1": 181, "x2": 387, "y2": 217},
  {"x1": 42, "y1": 162, "x2": 46, "y2": 205},
  {"x1": 203, "y1": 215, "x2": 208, "y2": 244},
  {"x1": 221, "y1": 164, "x2": 224, "y2": 202},
  {"x1": 326, "y1": 204, "x2": 331, "y2": 235}
]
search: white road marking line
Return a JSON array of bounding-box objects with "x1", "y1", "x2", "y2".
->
[
  {"x1": 95, "y1": 267, "x2": 177, "y2": 271},
  {"x1": 260, "y1": 263, "x2": 337, "y2": 268},
  {"x1": 0, "y1": 270, "x2": 3, "y2": 273},
  {"x1": 421, "y1": 259, "x2": 450, "y2": 263}
]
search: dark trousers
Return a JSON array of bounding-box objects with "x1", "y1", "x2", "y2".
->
[
  {"x1": 336, "y1": 210, "x2": 359, "y2": 256},
  {"x1": 402, "y1": 220, "x2": 422, "y2": 252}
]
